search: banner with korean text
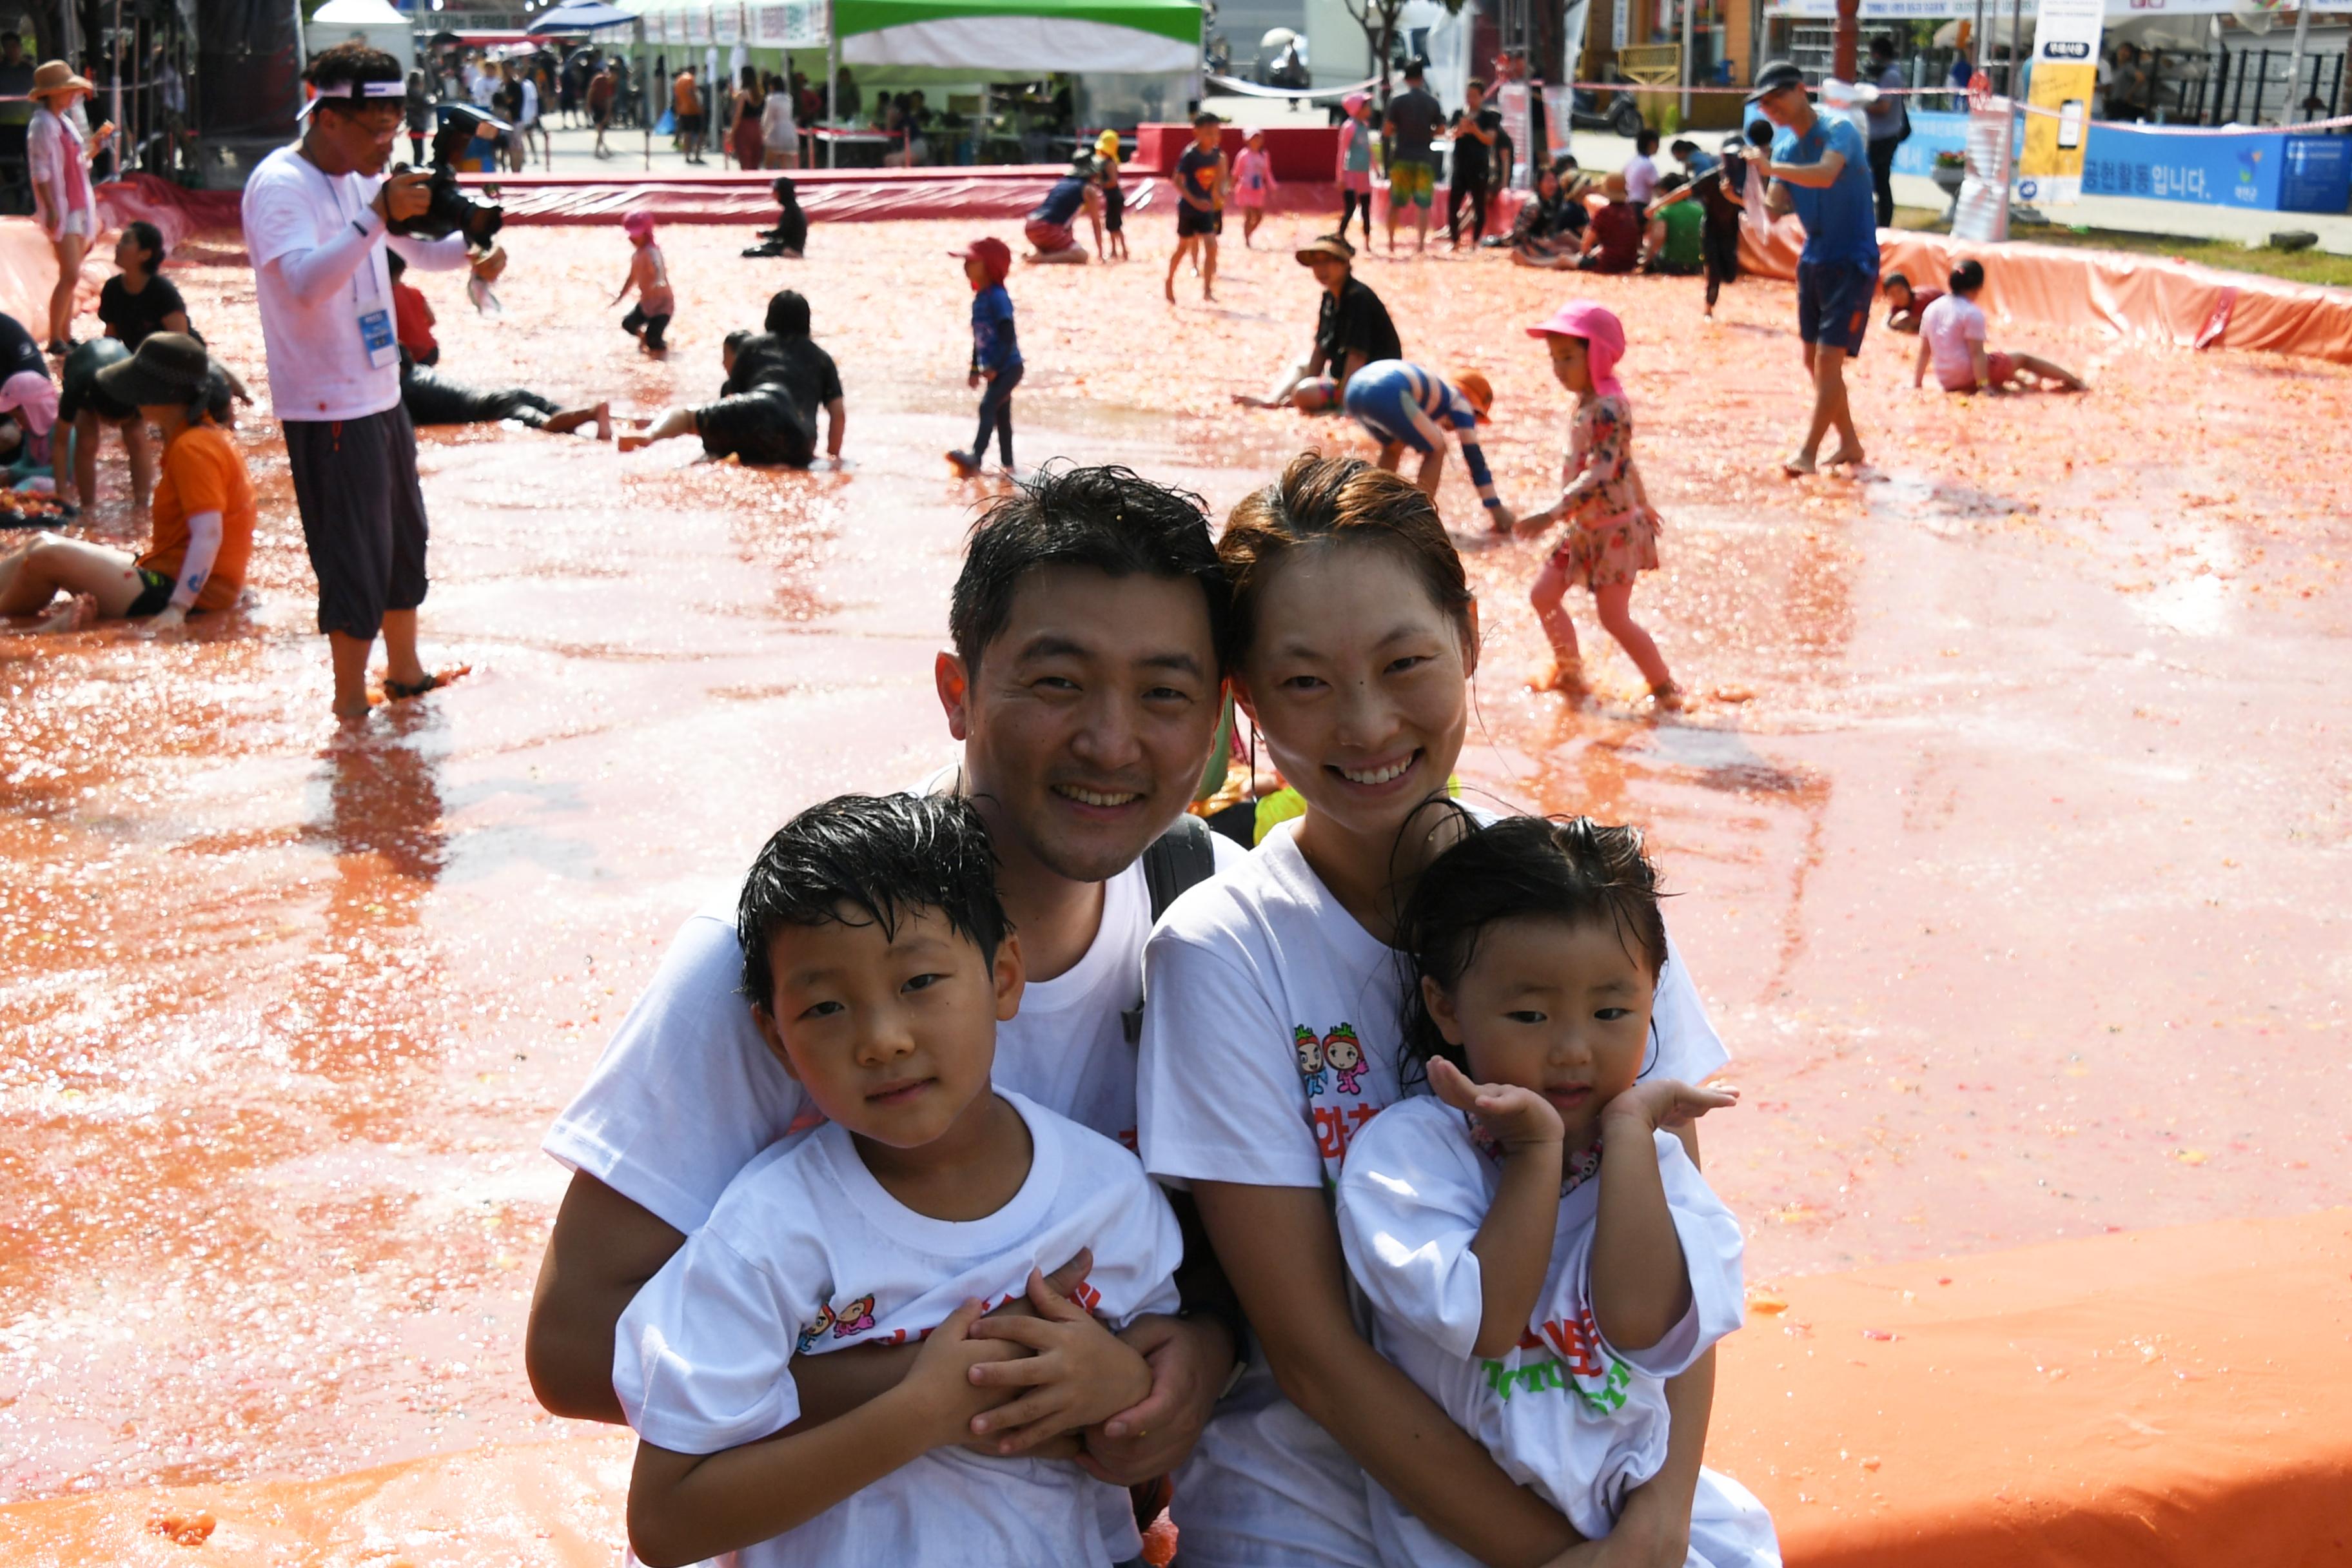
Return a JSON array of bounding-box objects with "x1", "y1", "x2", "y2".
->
[{"x1": 2016, "y1": 0, "x2": 2104, "y2": 204}]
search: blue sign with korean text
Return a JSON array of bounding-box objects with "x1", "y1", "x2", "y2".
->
[{"x1": 2079, "y1": 122, "x2": 2284, "y2": 207}]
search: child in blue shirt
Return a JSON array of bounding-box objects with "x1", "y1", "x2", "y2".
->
[{"x1": 948, "y1": 236, "x2": 1021, "y2": 478}]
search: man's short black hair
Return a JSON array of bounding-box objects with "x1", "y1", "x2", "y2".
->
[
  {"x1": 1870, "y1": 35, "x2": 1896, "y2": 59},
  {"x1": 1404, "y1": 59, "x2": 1427, "y2": 80},
  {"x1": 949, "y1": 462, "x2": 1231, "y2": 678},
  {"x1": 738, "y1": 793, "x2": 1006, "y2": 1008},
  {"x1": 765, "y1": 289, "x2": 810, "y2": 336},
  {"x1": 308, "y1": 40, "x2": 404, "y2": 96}
]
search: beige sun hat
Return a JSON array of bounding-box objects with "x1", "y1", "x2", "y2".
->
[{"x1": 30, "y1": 60, "x2": 93, "y2": 103}]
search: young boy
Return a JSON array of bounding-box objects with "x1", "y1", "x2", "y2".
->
[
  {"x1": 1165, "y1": 110, "x2": 1227, "y2": 304},
  {"x1": 386, "y1": 251, "x2": 436, "y2": 366},
  {"x1": 1913, "y1": 259, "x2": 2086, "y2": 395},
  {"x1": 948, "y1": 236, "x2": 1020, "y2": 477},
  {"x1": 1881, "y1": 271, "x2": 1941, "y2": 334},
  {"x1": 617, "y1": 792, "x2": 1183, "y2": 1568}
]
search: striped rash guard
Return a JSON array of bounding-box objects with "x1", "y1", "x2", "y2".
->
[{"x1": 1340, "y1": 360, "x2": 1503, "y2": 514}]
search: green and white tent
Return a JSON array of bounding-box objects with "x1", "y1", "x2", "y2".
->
[{"x1": 834, "y1": 0, "x2": 1201, "y2": 72}]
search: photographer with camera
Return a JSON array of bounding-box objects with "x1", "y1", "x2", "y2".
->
[{"x1": 241, "y1": 43, "x2": 508, "y2": 722}]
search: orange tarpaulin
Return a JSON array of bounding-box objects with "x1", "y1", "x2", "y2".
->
[
  {"x1": 1738, "y1": 213, "x2": 2352, "y2": 367},
  {"x1": 6, "y1": 1208, "x2": 2347, "y2": 1566}
]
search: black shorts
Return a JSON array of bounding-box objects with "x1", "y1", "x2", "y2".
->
[
  {"x1": 284, "y1": 404, "x2": 431, "y2": 640},
  {"x1": 1798, "y1": 258, "x2": 1877, "y2": 354},
  {"x1": 1176, "y1": 203, "x2": 1222, "y2": 239},
  {"x1": 126, "y1": 565, "x2": 171, "y2": 618},
  {"x1": 58, "y1": 337, "x2": 133, "y2": 424},
  {"x1": 697, "y1": 383, "x2": 816, "y2": 467},
  {"x1": 678, "y1": 111, "x2": 705, "y2": 135},
  {"x1": 1104, "y1": 186, "x2": 1124, "y2": 232}
]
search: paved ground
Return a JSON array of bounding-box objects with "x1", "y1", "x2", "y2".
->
[{"x1": 520, "y1": 112, "x2": 2352, "y2": 257}]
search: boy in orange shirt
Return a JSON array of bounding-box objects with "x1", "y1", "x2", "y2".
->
[{"x1": 0, "y1": 333, "x2": 253, "y2": 631}]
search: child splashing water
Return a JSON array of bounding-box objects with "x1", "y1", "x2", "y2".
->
[
  {"x1": 947, "y1": 236, "x2": 1020, "y2": 478},
  {"x1": 612, "y1": 210, "x2": 674, "y2": 353},
  {"x1": 1513, "y1": 301, "x2": 1682, "y2": 710},
  {"x1": 1336, "y1": 811, "x2": 1779, "y2": 1568}
]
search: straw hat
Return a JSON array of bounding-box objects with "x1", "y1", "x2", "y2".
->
[
  {"x1": 30, "y1": 61, "x2": 93, "y2": 103},
  {"x1": 1295, "y1": 233, "x2": 1355, "y2": 266}
]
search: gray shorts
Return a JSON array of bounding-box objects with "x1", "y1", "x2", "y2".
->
[{"x1": 283, "y1": 405, "x2": 430, "y2": 640}]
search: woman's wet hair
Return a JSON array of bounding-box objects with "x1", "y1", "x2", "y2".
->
[
  {"x1": 1394, "y1": 810, "x2": 1667, "y2": 1078},
  {"x1": 737, "y1": 792, "x2": 1007, "y2": 1009},
  {"x1": 122, "y1": 220, "x2": 164, "y2": 269},
  {"x1": 1950, "y1": 257, "x2": 1987, "y2": 294},
  {"x1": 765, "y1": 289, "x2": 810, "y2": 336},
  {"x1": 949, "y1": 462, "x2": 1230, "y2": 678},
  {"x1": 1219, "y1": 451, "x2": 1471, "y2": 665}
]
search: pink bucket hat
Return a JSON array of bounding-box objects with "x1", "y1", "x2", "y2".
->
[
  {"x1": 1527, "y1": 299, "x2": 1627, "y2": 400},
  {"x1": 622, "y1": 210, "x2": 658, "y2": 239},
  {"x1": 1342, "y1": 91, "x2": 1369, "y2": 115}
]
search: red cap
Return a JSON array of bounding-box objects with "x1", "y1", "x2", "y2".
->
[{"x1": 951, "y1": 236, "x2": 1012, "y2": 285}]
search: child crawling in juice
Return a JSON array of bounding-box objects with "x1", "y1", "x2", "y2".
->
[
  {"x1": 616, "y1": 793, "x2": 1182, "y2": 1568},
  {"x1": 1335, "y1": 810, "x2": 1780, "y2": 1568}
]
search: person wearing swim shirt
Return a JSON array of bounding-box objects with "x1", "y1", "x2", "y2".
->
[
  {"x1": 1339, "y1": 359, "x2": 1512, "y2": 525},
  {"x1": 1023, "y1": 155, "x2": 1093, "y2": 264}
]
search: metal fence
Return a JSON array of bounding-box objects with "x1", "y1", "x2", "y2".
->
[{"x1": 2145, "y1": 44, "x2": 2347, "y2": 126}]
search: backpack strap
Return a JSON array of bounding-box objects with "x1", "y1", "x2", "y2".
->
[
  {"x1": 1141, "y1": 811, "x2": 1218, "y2": 923},
  {"x1": 1122, "y1": 814, "x2": 1219, "y2": 1046}
]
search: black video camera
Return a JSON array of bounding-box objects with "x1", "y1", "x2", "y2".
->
[{"x1": 389, "y1": 106, "x2": 505, "y2": 250}]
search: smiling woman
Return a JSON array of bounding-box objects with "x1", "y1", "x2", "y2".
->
[{"x1": 1135, "y1": 451, "x2": 1733, "y2": 1568}]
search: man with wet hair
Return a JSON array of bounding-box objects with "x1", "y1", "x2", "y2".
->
[
  {"x1": 527, "y1": 464, "x2": 1247, "y2": 1553},
  {"x1": 241, "y1": 41, "x2": 510, "y2": 720}
]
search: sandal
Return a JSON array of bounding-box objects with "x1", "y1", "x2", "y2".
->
[{"x1": 383, "y1": 665, "x2": 469, "y2": 701}]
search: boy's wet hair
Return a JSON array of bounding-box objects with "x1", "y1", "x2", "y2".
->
[
  {"x1": 1746, "y1": 120, "x2": 1776, "y2": 148},
  {"x1": 950, "y1": 462, "x2": 1231, "y2": 678},
  {"x1": 1949, "y1": 257, "x2": 1986, "y2": 294},
  {"x1": 1883, "y1": 270, "x2": 1910, "y2": 293},
  {"x1": 1393, "y1": 810, "x2": 1667, "y2": 1079},
  {"x1": 723, "y1": 328, "x2": 750, "y2": 355},
  {"x1": 1659, "y1": 172, "x2": 1688, "y2": 193},
  {"x1": 738, "y1": 793, "x2": 1007, "y2": 1008},
  {"x1": 1221, "y1": 451, "x2": 1469, "y2": 665},
  {"x1": 1636, "y1": 128, "x2": 1660, "y2": 154}
]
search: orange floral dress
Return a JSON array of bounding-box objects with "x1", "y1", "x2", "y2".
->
[{"x1": 1547, "y1": 393, "x2": 1660, "y2": 589}]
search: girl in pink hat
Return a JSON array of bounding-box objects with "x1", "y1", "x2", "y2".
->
[
  {"x1": 1335, "y1": 93, "x2": 1374, "y2": 245},
  {"x1": 1232, "y1": 128, "x2": 1279, "y2": 247},
  {"x1": 611, "y1": 210, "x2": 673, "y2": 353},
  {"x1": 1513, "y1": 300, "x2": 1682, "y2": 709}
]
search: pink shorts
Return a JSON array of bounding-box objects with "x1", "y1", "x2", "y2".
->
[
  {"x1": 1342, "y1": 169, "x2": 1373, "y2": 194},
  {"x1": 1235, "y1": 188, "x2": 1268, "y2": 210}
]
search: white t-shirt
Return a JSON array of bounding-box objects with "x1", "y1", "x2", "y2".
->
[
  {"x1": 1921, "y1": 292, "x2": 1988, "y2": 391},
  {"x1": 1336, "y1": 1097, "x2": 1751, "y2": 1564},
  {"x1": 1135, "y1": 818, "x2": 1728, "y2": 1567},
  {"x1": 240, "y1": 145, "x2": 469, "y2": 422},
  {"x1": 520, "y1": 77, "x2": 540, "y2": 126},
  {"x1": 544, "y1": 799, "x2": 1248, "y2": 1236},
  {"x1": 616, "y1": 1090, "x2": 1184, "y2": 1568},
  {"x1": 1623, "y1": 152, "x2": 1660, "y2": 204}
]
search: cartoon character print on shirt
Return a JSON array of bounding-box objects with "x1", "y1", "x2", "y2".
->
[
  {"x1": 1298, "y1": 1021, "x2": 1385, "y2": 1179},
  {"x1": 794, "y1": 1303, "x2": 837, "y2": 1356},
  {"x1": 831, "y1": 1294, "x2": 878, "y2": 1338},
  {"x1": 1324, "y1": 1024, "x2": 1367, "y2": 1095},
  {"x1": 1294, "y1": 1026, "x2": 1328, "y2": 1096}
]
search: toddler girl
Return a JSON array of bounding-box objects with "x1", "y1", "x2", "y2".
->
[
  {"x1": 1233, "y1": 128, "x2": 1278, "y2": 247},
  {"x1": 1513, "y1": 300, "x2": 1681, "y2": 709},
  {"x1": 1336, "y1": 93, "x2": 1375, "y2": 244},
  {"x1": 1335, "y1": 812, "x2": 1779, "y2": 1568},
  {"x1": 612, "y1": 210, "x2": 674, "y2": 353}
]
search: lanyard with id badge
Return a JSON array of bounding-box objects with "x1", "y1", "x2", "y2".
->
[{"x1": 335, "y1": 170, "x2": 399, "y2": 371}]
